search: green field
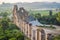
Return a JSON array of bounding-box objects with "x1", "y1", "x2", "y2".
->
[
  {"x1": 0, "y1": 6, "x2": 57, "y2": 16},
  {"x1": 29, "y1": 10, "x2": 57, "y2": 16}
]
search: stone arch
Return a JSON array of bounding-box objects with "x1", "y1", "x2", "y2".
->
[
  {"x1": 19, "y1": 7, "x2": 26, "y2": 13},
  {"x1": 37, "y1": 28, "x2": 45, "y2": 40},
  {"x1": 47, "y1": 34, "x2": 53, "y2": 40},
  {"x1": 37, "y1": 29, "x2": 40, "y2": 40},
  {"x1": 18, "y1": 7, "x2": 28, "y2": 21},
  {"x1": 40, "y1": 29, "x2": 45, "y2": 40}
]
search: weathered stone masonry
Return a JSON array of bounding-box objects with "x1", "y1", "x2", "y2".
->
[{"x1": 13, "y1": 5, "x2": 59, "y2": 40}]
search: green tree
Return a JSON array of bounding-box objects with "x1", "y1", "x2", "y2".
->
[
  {"x1": 56, "y1": 12, "x2": 60, "y2": 22},
  {"x1": 0, "y1": 26, "x2": 5, "y2": 40},
  {"x1": 49, "y1": 10, "x2": 52, "y2": 16},
  {"x1": 0, "y1": 18, "x2": 9, "y2": 30},
  {"x1": 34, "y1": 13, "x2": 41, "y2": 19},
  {"x1": 0, "y1": 17, "x2": 24, "y2": 40},
  {"x1": 0, "y1": 12, "x2": 9, "y2": 17},
  {"x1": 9, "y1": 38, "x2": 17, "y2": 40}
]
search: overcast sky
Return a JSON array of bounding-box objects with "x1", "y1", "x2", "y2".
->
[{"x1": 0, "y1": 0, "x2": 60, "y2": 4}]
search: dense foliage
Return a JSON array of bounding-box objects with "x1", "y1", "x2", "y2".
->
[
  {"x1": 0, "y1": 12, "x2": 24, "y2": 40},
  {"x1": 0, "y1": 12, "x2": 10, "y2": 17},
  {"x1": 56, "y1": 12, "x2": 60, "y2": 22},
  {"x1": 32, "y1": 11, "x2": 60, "y2": 25}
]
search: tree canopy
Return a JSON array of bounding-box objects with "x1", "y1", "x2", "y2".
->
[{"x1": 0, "y1": 17, "x2": 24, "y2": 40}]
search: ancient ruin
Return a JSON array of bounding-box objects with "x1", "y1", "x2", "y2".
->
[{"x1": 13, "y1": 5, "x2": 60, "y2": 40}]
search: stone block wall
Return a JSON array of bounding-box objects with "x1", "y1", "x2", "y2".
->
[{"x1": 13, "y1": 5, "x2": 54, "y2": 40}]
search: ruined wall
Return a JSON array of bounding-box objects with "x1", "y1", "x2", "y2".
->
[{"x1": 13, "y1": 5, "x2": 53, "y2": 40}]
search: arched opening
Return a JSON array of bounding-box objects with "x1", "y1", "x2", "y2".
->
[{"x1": 41, "y1": 29, "x2": 45, "y2": 40}]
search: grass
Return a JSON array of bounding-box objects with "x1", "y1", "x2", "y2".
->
[{"x1": 29, "y1": 10, "x2": 57, "y2": 16}]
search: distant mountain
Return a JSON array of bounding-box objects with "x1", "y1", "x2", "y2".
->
[{"x1": 0, "y1": 2, "x2": 60, "y2": 10}]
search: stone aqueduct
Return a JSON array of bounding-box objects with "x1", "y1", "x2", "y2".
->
[{"x1": 13, "y1": 5, "x2": 54, "y2": 40}]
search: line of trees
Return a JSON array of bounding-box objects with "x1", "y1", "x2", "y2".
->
[{"x1": 32, "y1": 11, "x2": 60, "y2": 25}]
